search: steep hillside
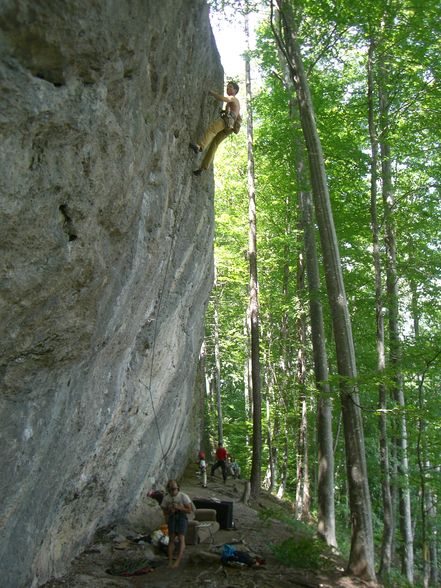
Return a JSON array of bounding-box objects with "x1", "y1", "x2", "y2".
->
[{"x1": 0, "y1": 1, "x2": 222, "y2": 585}]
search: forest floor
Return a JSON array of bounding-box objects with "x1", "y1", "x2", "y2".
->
[{"x1": 43, "y1": 465, "x2": 382, "y2": 588}]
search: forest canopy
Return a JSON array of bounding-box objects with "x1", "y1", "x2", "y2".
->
[{"x1": 203, "y1": 0, "x2": 440, "y2": 586}]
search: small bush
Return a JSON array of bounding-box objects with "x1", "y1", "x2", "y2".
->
[
  {"x1": 380, "y1": 570, "x2": 423, "y2": 588},
  {"x1": 272, "y1": 536, "x2": 332, "y2": 570}
]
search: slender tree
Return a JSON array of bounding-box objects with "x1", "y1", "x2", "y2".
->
[
  {"x1": 294, "y1": 244, "x2": 311, "y2": 521},
  {"x1": 271, "y1": 0, "x2": 376, "y2": 579},
  {"x1": 198, "y1": 340, "x2": 212, "y2": 454},
  {"x1": 244, "y1": 316, "x2": 252, "y2": 447},
  {"x1": 245, "y1": 12, "x2": 263, "y2": 499},
  {"x1": 301, "y1": 187, "x2": 337, "y2": 547},
  {"x1": 367, "y1": 35, "x2": 394, "y2": 578},
  {"x1": 213, "y1": 267, "x2": 224, "y2": 445},
  {"x1": 411, "y1": 282, "x2": 440, "y2": 588},
  {"x1": 378, "y1": 26, "x2": 414, "y2": 582},
  {"x1": 276, "y1": 32, "x2": 337, "y2": 546}
]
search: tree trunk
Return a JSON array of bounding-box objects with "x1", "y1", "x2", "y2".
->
[
  {"x1": 264, "y1": 394, "x2": 275, "y2": 491},
  {"x1": 244, "y1": 315, "x2": 252, "y2": 447},
  {"x1": 378, "y1": 47, "x2": 414, "y2": 584},
  {"x1": 272, "y1": 1, "x2": 375, "y2": 579},
  {"x1": 294, "y1": 246, "x2": 311, "y2": 521},
  {"x1": 213, "y1": 269, "x2": 223, "y2": 445},
  {"x1": 245, "y1": 13, "x2": 262, "y2": 500},
  {"x1": 277, "y1": 28, "x2": 336, "y2": 545},
  {"x1": 428, "y1": 482, "x2": 438, "y2": 587},
  {"x1": 277, "y1": 414, "x2": 289, "y2": 499},
  {"x1": 276, "y1": 389, "x2": 290, "y2": 499},
  {"x1": 198, "y1": 340, "x2": 212, "y2": 455},
  {"x1": 263, "y1": 343, "x2": 279, "y2": 492},
  {"x1": 301, "y1": 189, "x2": 337, "y2": 547},
  {"x1": 412, "y1": 282, "x2": 438, "y2": 588},
  {"x1": 367, "y1": 37, "x2": 394, "y2": 578}
]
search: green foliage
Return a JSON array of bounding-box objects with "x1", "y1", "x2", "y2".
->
[
  {"x1": 207, "y1": 0, "x2": 261, "y2": 18},
  {"x1": 272, "y1": 536, "x2": 334, "y2": 570},
  {"x1": 380, "y1": 569, "x2": 423, "y2": 588},
  {"x1": 259, "y1": 507, "x2": 334, "y2": 570},
  {"x1": 259, "y1": 506, "x2": 313, "y2": 534},
  {"x1": 206, "y1": 0, "x2": 441, "y2": 580}
]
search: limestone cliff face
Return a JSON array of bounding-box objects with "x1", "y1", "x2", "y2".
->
[{"x1": 0, "y1": 1, "x2": 221, "y2": 585}]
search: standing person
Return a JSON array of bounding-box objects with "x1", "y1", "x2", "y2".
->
[
  {"x1": 189, "y1": 81, "x2": 241, "y2": 175},
  {"x1": 211, "y1": 442, "x2": 228, "y2": 483},
  {"x1": 198, "y1": 450, "x2": 207, "y2": 488},
  {"x1": 161, "y1": 480, "x2": 193, "y2": 568}
]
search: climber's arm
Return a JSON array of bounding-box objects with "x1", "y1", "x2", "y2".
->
[{"x1": 209, "y1": 90, "x2": 233, "y2": 103}]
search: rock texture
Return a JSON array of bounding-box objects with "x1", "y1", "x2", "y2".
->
[{"x1": 0, "y1": 1, "x2": 222, "y2": 586}]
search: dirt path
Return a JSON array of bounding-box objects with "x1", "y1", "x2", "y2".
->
[{"x1": 43, "y1": 468, "x2": 380, "y2": 588}]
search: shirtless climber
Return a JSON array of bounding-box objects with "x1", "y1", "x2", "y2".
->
[{"x1": 190, "y1": 81, "x2": 241, "y2": 175}]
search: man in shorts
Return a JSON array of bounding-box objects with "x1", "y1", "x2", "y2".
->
[{"x1": 161, "y1": 479, "x2": 193, "y2": 568}]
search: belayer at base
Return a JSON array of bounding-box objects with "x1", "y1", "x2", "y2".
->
[
  {"x1": 190, "y1": 81, "x2": 241, "y2": 175},
  {"x1": 161, "y1": 480, "x2": 192, "y2": 568},
  {"x1": 211, "y1": 441, "x2": 228, "y2": 483}
]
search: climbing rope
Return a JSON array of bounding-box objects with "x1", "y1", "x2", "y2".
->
[{"x1": 140, "y1": 172, "x2": 194, "y2": 479}]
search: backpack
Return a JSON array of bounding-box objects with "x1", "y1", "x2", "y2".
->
[{"x1": 221, "y1": 544, "x2": 256, "y2": 567}]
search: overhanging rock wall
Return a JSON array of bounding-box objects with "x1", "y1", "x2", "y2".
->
[{"x1": 0, "y1": 1, "x2": 222, "y2": 585}]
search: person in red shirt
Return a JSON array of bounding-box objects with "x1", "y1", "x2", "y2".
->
[{"x1": 211, "y1": 442, "x2": 228, "y2": 482}]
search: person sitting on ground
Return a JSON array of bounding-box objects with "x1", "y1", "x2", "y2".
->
[
  {"x1": 190, "y1": 81, "x2": 241, "y2": 176},
  {"x1": 211, "y1": 442, "x2": 228, "y2": 483},
  {"x1": 227, "y1": 456, "x2": 241, "y2": 479},
  {"x1": 161, "y1": 479, "x2": 193, "y2": 568}
]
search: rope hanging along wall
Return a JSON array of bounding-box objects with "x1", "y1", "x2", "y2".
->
[{"x1": 140, "y1": 181, "x2": 193, "y2": 479}]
